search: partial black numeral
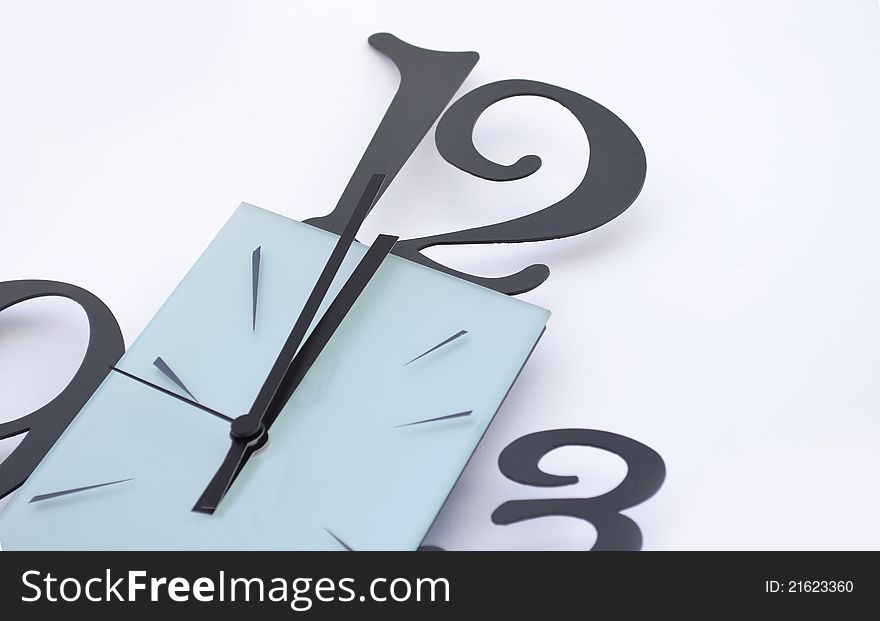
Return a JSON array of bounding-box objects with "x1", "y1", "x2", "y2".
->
[
  {"x1": 305, "y1": 33, "x2": 478, "y2": 234},
  {"x1": 394, "y1": 80, "x2": 647, "y2": 295},
  {"x1": 0, "y1": 280, "x2": 124, "y2": 499}
]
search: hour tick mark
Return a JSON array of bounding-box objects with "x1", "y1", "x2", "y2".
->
[
  {"x1": 325, "y1": 528, "x2": 354, "y2": 551},
  {"x1": 29, "y1": 478, "x2": 134, "y2": 503},
  {"x1": 153, "y1": 357, "x2": 198, "y2": 402},
  {"x1": 404, "y1": 330, "x2": 467, "y2": 366},
  {"x1": 395, "y1": 410, "x2": 473, "y2": 428},
  {"x1": 252, "y1": 246, "x2": 261, "y2": 330}
]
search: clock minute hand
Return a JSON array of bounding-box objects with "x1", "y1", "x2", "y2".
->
[
  {"x1": 192, "y1": 173, "x2": 386, "y2": 516},
  {"x1": 191, "y1": 173, "x2": 385, "y2": 506},
  {"x1": 258, "y1": 232, "x2": 399, "y2": 431},
  {"x1": 193, "y1": 233, "x2": 399, "y2": 515},
  {"x1": 243, "y1": 172, "x2": 386, "y2": 429}
]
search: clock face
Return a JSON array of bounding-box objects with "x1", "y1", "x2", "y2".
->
[
  {"x1": 0, "y1": 203, "x2": 549, "y2": 550},
  {"x1": 0, "y1": 31, "x2": 664, "y2": 552}
]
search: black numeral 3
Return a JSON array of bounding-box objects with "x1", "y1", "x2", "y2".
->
[{"x1": 493, "y1": 429, "x2": 665, "y2": 550}]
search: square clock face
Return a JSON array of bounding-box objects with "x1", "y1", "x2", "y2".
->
[{"x1": 0, "y1": 203, "x2": 549, "y2": 550}]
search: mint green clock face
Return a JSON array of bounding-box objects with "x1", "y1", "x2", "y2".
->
[{"x1": 0, "y1": 204, "x2": 549, "y2": 550}]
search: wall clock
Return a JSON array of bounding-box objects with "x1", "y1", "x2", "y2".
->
[{"x1": 0, "y1": 33, "x2": 665, "y2": 550}]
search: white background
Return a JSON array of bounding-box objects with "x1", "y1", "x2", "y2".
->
[{"x1": 1, "y1": 0, "x2": 879, "y2": 550}]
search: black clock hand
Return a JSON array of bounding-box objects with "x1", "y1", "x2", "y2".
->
[
  {"x1": 111, "y1": 367, "x2": 233, "y2": 423},
  {"x1": 193, "y1": 232, "x2": 398, "y2": 514},
  {"x1": 242, "y1": 173, "x2": 385, "y2": 430},
  {"x1": 192, "y1": 174, "x2": 386, "y2": 515},
  {"x1": 257, "y1": 232, "x2": 398, "y2": 431},
  {"x1": 192, "y1": 434, "x2": 262, "y2": 514}
]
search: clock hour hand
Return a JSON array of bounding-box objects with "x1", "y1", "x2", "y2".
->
[
  {"x1": 193, "y1": 233, "x2": 398, "y2": 514},
  {"x1": 258, "y1": 232, "x2": 398, "y2": 431}
]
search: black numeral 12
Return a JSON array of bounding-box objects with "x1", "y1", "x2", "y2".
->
[{"x1": 306, "y1": 33, "x2": 647, "y2": 295}]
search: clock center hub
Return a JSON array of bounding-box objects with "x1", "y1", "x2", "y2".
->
[{"x1": 230, "y1": 415, "x2": 265, "y2": 442}]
